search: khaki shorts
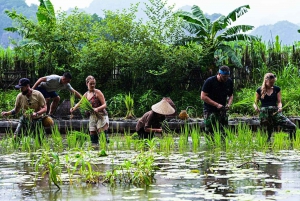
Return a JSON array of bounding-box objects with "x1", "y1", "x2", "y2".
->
[{"x1": 89, "y1": 114, "x2": 109, "y2": 132}]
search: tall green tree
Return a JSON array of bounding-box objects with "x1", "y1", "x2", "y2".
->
[{"x1": 176, "y1": 5, "x2": 258, "y2": 70}]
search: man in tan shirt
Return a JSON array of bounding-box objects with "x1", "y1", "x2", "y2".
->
[{"x1": 1, "y1": 78, "x2": 47, "y2": 138}]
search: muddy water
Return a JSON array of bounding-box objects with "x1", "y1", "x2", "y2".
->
[{"x1": 1, "y1": 148, "x2": 300, "y2": 201}]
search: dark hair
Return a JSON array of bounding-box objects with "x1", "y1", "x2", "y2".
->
[
  {"x1": 63, "y1": 72, "x2": 72, "y2": 79},
  {"x1": 219, "y1": 65, "x2": 230, "y2": 72}
]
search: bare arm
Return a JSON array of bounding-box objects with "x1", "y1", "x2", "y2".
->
[
  {"x1": 145, "y1": 128, "x2": 162, "y2": 133},
  {"x1": 1, "y1": 103, "x2": 22, "y2": 117},
  {"x1": 94, "y1": 90, "x2": 107, "y2": 112},
  {"x1": 277, "y1": 91, "x2": 283, "y2": 112},
  {"x1": 200, "y1": 91, "x2": 223, "y2": 109},
  {"x1": 32, "y1": 77, "x2": 47, "y2": 89},
  {"x1": 71, "y1": 89, "x2": 82, "y2": 99},
  {"x1": 33, "y1": 104, "x2": 47, "y2": 117}
]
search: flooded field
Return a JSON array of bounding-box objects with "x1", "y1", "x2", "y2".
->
[{"x1": 1, "y1": 125, "x2": 300, "y2": 201}]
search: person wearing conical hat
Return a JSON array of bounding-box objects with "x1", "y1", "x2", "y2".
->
[{"x1": 136, "y1": 99, "x2": 175, "y2": 139}]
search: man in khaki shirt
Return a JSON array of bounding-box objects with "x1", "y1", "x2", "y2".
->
[{"x1": 1, "y1": 78, "x2": 47, "y2": 137}]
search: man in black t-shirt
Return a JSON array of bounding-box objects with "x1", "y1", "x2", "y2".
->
[{"x1": 201, "y1": 66, "x2": 233, "y2": 134}]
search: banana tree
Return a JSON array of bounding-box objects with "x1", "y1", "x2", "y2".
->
[{"x1": 176, "y1": 5, "x2": 258, "y2": 70}]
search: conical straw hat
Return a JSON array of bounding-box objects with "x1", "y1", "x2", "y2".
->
[{"x1": 151, "y1": 100, "x2": 175, "y2": 115}]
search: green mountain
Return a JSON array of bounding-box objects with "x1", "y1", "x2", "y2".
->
[
  {"x1": 250, "y1": 21, "x2": 300, "y2": 45},
  {"x1": 0, "y1": 0, "x2": 37, "y2": 47}
]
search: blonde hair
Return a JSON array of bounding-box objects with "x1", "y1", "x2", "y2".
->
[
  {"x1": 260, "y1": 73, "x2": 276, "y2": 99},
  {"x1": 86, "y1": 75, "x2": 95, "y2": 84}
]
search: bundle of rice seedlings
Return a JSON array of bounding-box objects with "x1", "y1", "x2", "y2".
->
[{"x1": 78, "y1": 96, "x2": 103, "y2": 119}]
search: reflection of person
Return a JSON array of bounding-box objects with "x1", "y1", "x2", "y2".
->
[
  {"x1": 253, "y1": 73, "x2": 296, "y2": 141},
  {"x1": 70, "y1": 76, "x2": 109, "y2": 144},
  {"x1": 136, "y1": 99, "x2": 175, "y2": 139},
  {"x1": 1, "y1": 78, "x2": 47, "y2": 138},
  {"x1": 32, "y1": 72, "x2": 81, "y2": 117},
  {"x1": 201, "y1": 66, "x2": 233, "y2": 134}
]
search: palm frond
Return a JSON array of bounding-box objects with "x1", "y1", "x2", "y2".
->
[
  {"x1": 221, "y1": 25, "x2": 255, "y2": 36},
  {"x1": 223, "y1": 5, "x2": 250, "y2": 27},
  {"x1": 218, "y1": 34, "x2": 259, "y2": 42},
  {"x1": 218, "y1": 44, "x2": 243, "y2": 68}
]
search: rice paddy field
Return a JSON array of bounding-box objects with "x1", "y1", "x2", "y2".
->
[{"x1": 1, "y1": 124, "x2": 300, "y2": 201}]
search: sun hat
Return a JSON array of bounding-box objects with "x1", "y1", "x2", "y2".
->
[{"x1": 151, "y1": 100, "x2": 175, "y2": 115}]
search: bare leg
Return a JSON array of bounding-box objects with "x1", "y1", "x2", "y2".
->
[{"x1": 49, "y1": 96, "x2": 60, "y2": 115}]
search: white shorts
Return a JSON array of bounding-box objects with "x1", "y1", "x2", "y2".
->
[{"x1": 89, "y1": 114, "x2": 109, "y2": 132}]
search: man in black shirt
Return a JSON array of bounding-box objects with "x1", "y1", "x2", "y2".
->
[{"x1": 201, "y1": 66, "x2": 233, "y2": 134}]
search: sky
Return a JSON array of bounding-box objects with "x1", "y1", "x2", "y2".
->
[{"x1": 25, "y1": 0, "x2": 299, "y2": 28}]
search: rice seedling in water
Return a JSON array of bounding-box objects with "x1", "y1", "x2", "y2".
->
[
  {"x1": 178, "y1": 133, "x2": 188, "y2": 153},
  {"x1": 124, "y1": 130, "x2": 133, "y2": 149},
  {"x1": 159, "y1": 134, "x2": 174, "y2": 155},
  {"x1": 99, "y1": 132, "x2": 107, "y2": 150},
  {"x1": 272, "y1": 132, "x2": 290, "y2": 151},
  {"x1": 292, "y1": 130, "x2": 300, "y2": 149},
  {"x1": 191, "y1": 129, "x2": 200, "y2": 152},
  {"x1": 254, "y1": 129, "x2": 269, "y2": 152},
  {"x1": 36, "y1": 151, "x2": 62, "y2": 190}
]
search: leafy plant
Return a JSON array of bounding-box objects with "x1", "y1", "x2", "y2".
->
[{"x1": 124, "y1": 93, "x2": 135, "y2": 119}]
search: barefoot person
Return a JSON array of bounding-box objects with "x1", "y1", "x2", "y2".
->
[
  {"x1": 1, "y1": 78, "x2": 47, "y2": 138},
  {"x1": 32, "y1": 72, "x2": 81, "y2": 117},
  {"x1": 70, "y1": 75, "x2": 109, "y2": 144}
]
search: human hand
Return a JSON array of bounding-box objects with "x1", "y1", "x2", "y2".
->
[
  {"x1": 216, "y1": 104, "x2": 223, "y2": 109},
  {"x1": 1, "y1": 111, "x2": 9, "y2": 117},
  {"x1": 278, "y1": 107, "x2": 282, "y2": 113},
  {"x1": 255, "y1": 107, "x2": 260, "y2": 113},
  {"x1": 70, "y1": 107, "x2": 75, "y2": 113},
  {"x1": 225, "y1": 104, "x2": 231, "y2": 110}
]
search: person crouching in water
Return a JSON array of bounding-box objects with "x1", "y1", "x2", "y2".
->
[
  {"x1": 253, "y1": 73, "x2": 296, "y2": 142},
  {"x1": 136, "y1": 99, "x2": 175, "y2": 139},
  {"x1": 70, "y1": 75, "x2": 109, "y2": 144},
  {"x1": 1, "y1": 78, "x2": 48, "y2": 138}
]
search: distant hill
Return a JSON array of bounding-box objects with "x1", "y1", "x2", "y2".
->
[
  {"x1": 250, "y1": 21, "x2": 300, "y2": 45},
  {"x1": 0, "y1": 0, "x2": 37, "y2": 48}
]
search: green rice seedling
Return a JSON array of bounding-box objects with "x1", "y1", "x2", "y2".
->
[
  {"x1": 144, "y1": 137, "x2": 159, "y2": 153},
  {"x1": 99, "y1": 132, "x2": 107, "y2": 150},
  {"x1": 273, "y1": 132, "x2": 290, "y2": 151},
  {"x1": 159, "y1": 134, "x2": 174, "y2": 155},
  {"x1": 36, "y1": 152, "x2": 62, "y2": 190},
  {"x1": 292, "y1": 130, "x2": 300, "y2": 149},
  {"x1": 66, "y1": 130, "x2": 90, "y2": 149},
  {"x1": 124, "y1": 93, "x2": 135, "y2": 119},
  {"x1": 254, "y1": 129, "x2": 269, "y2": 152},
  {"x1": 76, "y1": 96, "x2": 103, "y2": 119},
  {"x1": 124, "y1": 130, "x2": 133, "y2": 149},
  {"x1": 178, "y1": 133, "x2": 188, "y2": 153},
  {"x1": 180, "y1": 123, "x2": 190, "y2": 141},
  {"x1": 70, "y1": 92, "x2": 75, "y2": 108},
  {"x1": 191, "y1": 129, "x2": 200, "y2": 152},
  {"x1": 212, "y1": 124, "x2": 222, "y2": 148},
  {"x1": 50, "y1": 125, "x2": 63, "y2": 152}
]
